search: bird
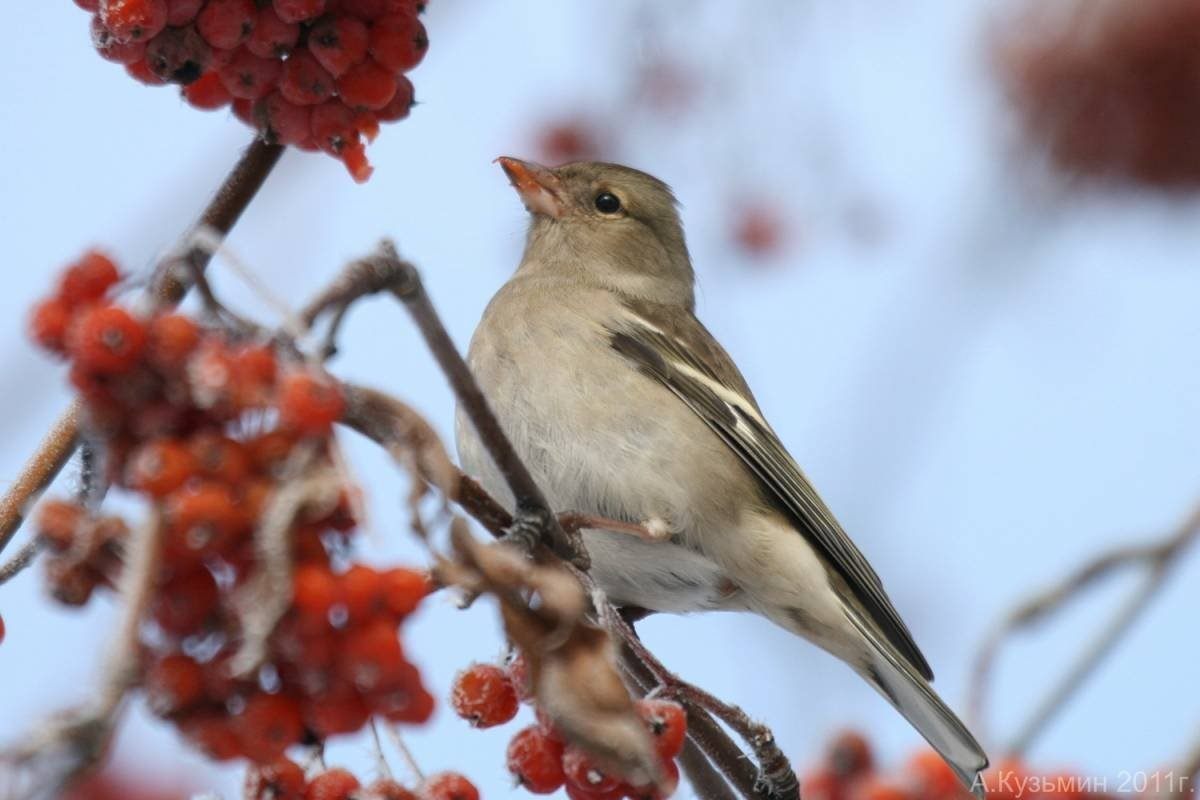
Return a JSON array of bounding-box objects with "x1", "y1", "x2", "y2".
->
[{"x1": 454, "y1": 157, "x2": 988, "y2": 795}]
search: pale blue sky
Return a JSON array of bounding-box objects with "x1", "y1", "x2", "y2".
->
[{"x1": 2, "y1": 2, "x2": 1199, "y2": 796}]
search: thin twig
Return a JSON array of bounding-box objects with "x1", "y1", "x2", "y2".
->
[
  {"x1": 969, "y1": 498, "x2": 1200, "y2": 756},
  {"x1": 620, "y1": 642, "x2": 763, "y2": 800},
  {"x1": 0, "y1": 537, "x2": 45, "y2": 585},
  {"x1": 0, "y1": 139, "x2": 284, "y2": 561},
  {"x1": 302, "y1": 241, "x2": 587, "y2": 568},
  {"x1": 604, "y1": 593, "x2": 798, "y2": 800},
  {"x1": 385, "y1": 724, "x2": 426, "y2": 784},
  {"x1": 0, "y1": 407, "x2": 80, "y2": 556},
  {"x1": 621, "y1": 638, "x2": 738, "y2": 800}
]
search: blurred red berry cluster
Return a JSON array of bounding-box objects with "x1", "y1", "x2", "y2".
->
[
  {"x1": 996, "y1": 0, "x2": 1200, "y2": 189},
  {"x1": 74, "y1": 0, "x2": 428, "y2": 181},
  {"x1": 247, "y1": 761, "x2": 479, "y2": 800},
  {"x1": 804, "y1": 731, "x2": 1113, "y2": 800},
  {"x1": 63, "y1": 766, "x2": 193, "y2": 799},
  {"x1": 448, "y1": 656, "x2": 687, "y2": 799},
  {"x1": 28, "y1": 251, "x2": 436, "y2": 766}
]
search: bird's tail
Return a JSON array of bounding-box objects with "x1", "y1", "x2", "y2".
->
[{"x1": 845, "y1": 612, "x2": 989, "y2": 798}]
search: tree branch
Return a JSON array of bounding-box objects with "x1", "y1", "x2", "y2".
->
[
  {"x1": 323, "y1": 242, "x2": 799, "y2": 800},
  {"x1": 0, "y1": 138, "x2": 284, "y2": 560},
  {"x1": 968, "y1": 497, "x2": 1200, "y2": 756},
  {"x1": 301, "y1": 241, "x2": 587, "y2": 568}
]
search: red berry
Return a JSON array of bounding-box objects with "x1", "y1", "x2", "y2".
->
[
  {"x1": 125, "y1": 438, "x2": 197, "y2": 496},
  {"x1": 380, "y1": 567, "x2": 429, "y2": 617},
  {"x1": 310, "y1": 100, "x2": 359, "y2": 155},
  {"x1": 273, "y1": 0, "x2": 327, "y2": 24},
  {"x1": 293, "y1": 562, "x2": 343, "y2": 622},
  {"x1": 561, "y1": 748, "x2": 619, "y2": 796},
  {"x1": 75, "y1": 0, "x2": 101, "y2": 10},
  {"x1": 905, "y1": 750, "x2": 961, "y2": 800},
  {"x1": 636, "y1": 698, "x2": 687, "y2": 760},
  {"x1": 337, "y1": 59, "x2": 396, "y2": 110},
  {"x1": 419, "y1": 773, "x2": 479, "y2": 800},
  {"x1": 165, "y1": 0, "x2": 203, "y2": 26},
  {"x1": 369, "y1": 13, "x2": 427, "y2": 72},
  {"x1": 562, "y1": 746, "x2": 620, "y2": 796},
  {"x1": 100, "y1": 0, "x2": 168, "y2": 42},
  {"x1": 846, "y1": 777, "x2": 913, "y2": 800},
  {"x1": 376, "y1": 75, "x2": 414, "y2": 122},
  {"x1": 339, "y1": 619, "x2": 404, "y2": 691},
  {"x1": 306, "y1": 768, "x2": 360, "y2": 800},
  {"x1": 340, "y1": 564, "x2": 383, "y2": 621},
  {"x1": 246, "y1": 758, "x2": 307, "y2": 800},
  {"x1": 180, "y1": 712, "x2": 245, "y2": 761},
  {"x1": 341, "y1": 140, "x2": 375, "y2": 183},
  {"x1": 60, "y1": 249, "x2": 121, "y2": 307},
  {"x1": 280, "y1": 49, "x2": 335, "y2": 105},
  {"x1": 147, "y1": 313, "x2": 201, "y2": 368},
  {"x1": 183, "y1": 70, "x2": 233, "y2": 109},
  {"x1": 247, "y1": 6, "x2": 300, "y2": 58},
  {"x1": 152, "y1": 567, "x2": 220, "y2": 633},
  {"x1": 237, "y1": 692, "x2": 305, "y2": 762},
  {"x1": 29, "y1": 297, "x2": 73, "y2": 356},
  {"x1": 187, "y1": 431, "x2": 251, "y2": 483},
  {"x1": 626, "y1": 758, "x2": 681, "y2": 800},
  {"x1": 309, "y1": 15, "x2": 369, "y2": 77},
  {"x1": 304, "y1": 685, "x2": 371, "y2": 737},
  {"x1": 164, "y1": 481, "x2": 245, "y2": 556},
  {"x1": 145, "y1": 25, "x2": 212, "y2": 84},
  {"x1": 195, "y1": 0, "x2": 257, "y2": 50},
  {"x1": 279, "y1": 370, "x2": 345, "y2": 434},
  {"x1": 35, "y1": 500, "x2": 84, "y2": 551},
  {"x1": 363, "y1": 779, "x2": 417, "y2": 800},
  {"x1": 218, "y1": 49, "x2": 282, "y2": 100},
  {"x1": 450, "y1": 663, "x2": 519, "y2": 728},
  {"x1": 828, "y1": 730, "x2": 873, "y2": 778},
  {"x1": 69, "y1": 304, "x2": 146, "y2": 374},
  {"x1": 257, "y1": 92, "x2": 314, "y2": 145},
  {"x1": 126, "y1": 58, "x2": 168, "y2": 85},
  {"x1": 507, "y1": 725, "x2": 565, "y2": 794},
  {"x1": 144, "y1": 652, "x2": 205, "y2": 715},
  {"x1": 91, "y1": 16, "x2": 146, "y2": 64},
  {"x1": 801, "y1": 769, "x2": 843, "y2": 800}
]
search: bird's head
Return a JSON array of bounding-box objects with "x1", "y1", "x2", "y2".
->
[{"x1": 497, "y1": 157, "x2": 695, "y2": 308}]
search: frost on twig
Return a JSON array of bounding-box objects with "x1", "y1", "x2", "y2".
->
[{"x1": 438, "y1": 518, "x2": 663, "y2": 790}]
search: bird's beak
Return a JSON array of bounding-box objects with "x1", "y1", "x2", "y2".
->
[{"x1": 496, "y1": 156, "x2": 567, "y2": 219}]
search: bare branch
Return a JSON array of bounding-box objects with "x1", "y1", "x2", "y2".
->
[
  {"x1": 0, "y1": 138, "x2": 284, "y2": 560},
  {"x1": 0, "y1": 537, "x2": 45, "y2": 585},
  {"x1": 304, "y1": 241, "x2": 587, "y2": 568},
  {"x1": 969, "y1": 497, "x2": 1200, "y2": 756}
]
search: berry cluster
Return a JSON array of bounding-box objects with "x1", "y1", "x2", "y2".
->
[
  {"x1": 449, "y1": 657, "x2": 688, "y2": 799},
  {"x1": 803, "y1": 731, "x2": 1106, "y2": 800},
  {"x1": 75, "y1": 0, "x2": 429, "y2": 182},
  {"x1": 247, "y1": 761, "x2": 479, "y2": 800},
  {"x1": 28, "y1": 251, "x2": 434, "y2": 766},
  {"x1": 997, "y1": 0, "x2": 1200, "y2": 188}
]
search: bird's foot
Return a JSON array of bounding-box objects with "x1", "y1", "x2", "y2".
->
[{"x1": 556, "y1": 511, "x2": 673, "y2": 542}]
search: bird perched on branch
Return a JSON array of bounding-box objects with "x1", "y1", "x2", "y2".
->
[{"x1": 455, "y1": 157, "x2": 988, "y2": 795}]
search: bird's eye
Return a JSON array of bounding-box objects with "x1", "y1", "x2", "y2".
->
[{"x1": 594, "y1": 192, "x2": 622, "y2": 214}]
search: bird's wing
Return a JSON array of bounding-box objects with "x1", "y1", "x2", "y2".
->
[{"x1": 607, "y1": 302, "x2": 933, "y2": 680}]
